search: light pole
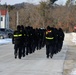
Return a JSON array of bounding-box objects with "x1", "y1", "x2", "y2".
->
[
  {"x1": 0, "y1": 0, "x2": 1, "y2": 28},
  {"x1": 0, "y1": 11, "x2": 1, "y2": 28},
  {"x1": 17, "y1": 11, "x2": 19, "y2": 26}
]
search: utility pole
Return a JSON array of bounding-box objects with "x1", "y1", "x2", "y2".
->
[
  {"x1": 0, "y1": 11, "x2": 1, "y2": 28},
  {"x1": 0, "y1": 0, "x2": 1, "y2": 28},
  {"x1": 17, "y1": 11, "x2": 19, "y2": 26}
]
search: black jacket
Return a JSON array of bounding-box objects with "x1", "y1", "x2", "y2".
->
[{"x1": 12, "y1": 30, "x2": 23, "y2": 45}]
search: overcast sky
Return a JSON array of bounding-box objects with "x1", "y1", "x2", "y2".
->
[{"x1": 0, "y1": 0, "x2": 66, "y2": 5}]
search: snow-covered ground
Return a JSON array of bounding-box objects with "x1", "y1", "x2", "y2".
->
[
  {"x1": 0, "y1": 38, "x2": 12, "y2": 45},
  {"x1": 71, "y1": 32, "x2": 76, "y2": 44},
  {"x1": 64, "y1": 32, "x2": 76, "y2": 44}
]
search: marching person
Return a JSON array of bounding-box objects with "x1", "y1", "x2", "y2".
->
[
  {"x1": 58, "y1": 28, "x2": 65, "y2": 52},
  {"x1": 12, "y1": 25, "x2": 23, "y2": 59},
  {"x1": 20, "y1": 25, "x2": 26, "y2": 57},
  {"x1": 45, "y1": 26, "x2": 55, "y2": 58}
]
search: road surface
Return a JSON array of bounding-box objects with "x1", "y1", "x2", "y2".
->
[{"x1": 0, "y1": 33, "x2": 73, "y2": 75}]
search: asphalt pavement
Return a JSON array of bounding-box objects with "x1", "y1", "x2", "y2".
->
[
  {"x1": 0, "y1": 33, "x2": 75, "y2": 75},
  {"x1": 0, "y1": 44, "x2": 68, "y2": 75}
]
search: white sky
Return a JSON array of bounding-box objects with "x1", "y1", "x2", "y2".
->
[
  {"x1": 55, "y1": 0, "x2": 67, "y2": 5},
  {"x1": 0, "y1": 0, "x2": 67, "y2": 5}
]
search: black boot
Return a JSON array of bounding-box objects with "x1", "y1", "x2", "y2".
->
[{"x1": 47, "y1": 55, "x2": 49, "y2": 58}]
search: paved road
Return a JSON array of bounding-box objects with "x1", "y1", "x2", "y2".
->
[{"x1": 0, "y1": 39, "x2": 68, "y2": 75}]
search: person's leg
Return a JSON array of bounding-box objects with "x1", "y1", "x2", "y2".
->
[
  {"x1": 46, "y1": 45, "x2": 50, "y2": 58},
  {"x1": 14, "y1": 44, "x2": 18, "y2": 59}
]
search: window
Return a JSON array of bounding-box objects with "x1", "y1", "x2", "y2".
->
[{"x1": 1, "y1": 17, "x2": 3, "y2": 21}]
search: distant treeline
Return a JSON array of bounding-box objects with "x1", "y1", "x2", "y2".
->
[{"x1": 0, "y1": 1, "x2": 76, "y2": 32}]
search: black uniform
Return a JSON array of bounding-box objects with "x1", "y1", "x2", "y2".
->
[
  {"x1": 12, "y1": 25, "x2": 23, "y2": 59},
  {"x1": 20, "y1": 25, "x2": 26, "y2": 57},
  {"x1": 45, "y1": 26, "x2": 55, "y2": 58},
  {"x1": 58, "y1": 28, "x2": 65, "y2": 52}
]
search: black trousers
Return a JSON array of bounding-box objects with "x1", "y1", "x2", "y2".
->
[
  {"x1": 46, "y1": 44, "x2": 54, "y2": 57},
  {"x1": 58, "y1": 41, "x2": 63, "y2": 51},
  {"x1": 14, "y1": 44, "x2": 23, "y2": 58}
]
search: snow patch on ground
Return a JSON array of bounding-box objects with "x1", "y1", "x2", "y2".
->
[
  {"x1": 71, "y1": 68, "x2": 76, "y2": 75},
  {"x1": 0, "y1": 38, "x2": 12, "y2": 45},
  {"x1": 71, "y1": 32, "x2": 76, "y2": 44}
]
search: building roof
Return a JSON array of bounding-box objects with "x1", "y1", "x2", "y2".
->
[{"x1": 0, "y1": 10, "x2": 7, "y2": 15}]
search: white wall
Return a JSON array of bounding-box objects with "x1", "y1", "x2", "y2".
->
[
  {"x1": 0, "y1": 10, "x2": 9, "y2": 28},
  {"x1": 1, "y1": 15, "x2": 5, "y2": 28}
]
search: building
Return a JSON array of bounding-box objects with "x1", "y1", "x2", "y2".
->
[{"x1": 0, "y1": 10, "x2": 9, "y2": 28}]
